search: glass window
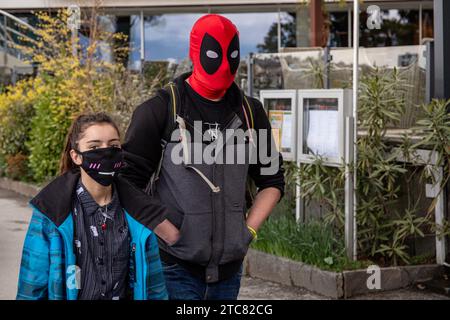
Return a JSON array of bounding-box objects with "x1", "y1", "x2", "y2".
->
[
  {"x1": 139, "y1": 12, "x2": 296, "y2": 61},
  {"x1": 265, "y1": 98, "x2": 294, "y2": 154},
  {"x1": 280, "y1": 12, "x2": 297, "y2": 48},
  {"x1": 329, "y1": 11, "x2": 349, "y2": 47},
  {"x1": 128, "y1": 14, "x2": 142, "y2": 70},
  {"x1": 78, "y1": 15, "x2": 116, "y2": 64},
  {"x1": 145, "y1": 13, "x2": 203, "y2": 62},
  {"x1": 217, "y1": 12, "x2": 282, "y2": 55},
  {"x1": 302, "y1": 97, "x2": 339, "y2": 159},
  {"x1": 422, "y1": 9, "x2": 433, "y2": 40},
  {"x1": 359, "y1": 9, "x2": 420, "y2": 47}
]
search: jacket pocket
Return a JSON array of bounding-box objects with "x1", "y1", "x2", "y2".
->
[
  {"x1": 167, "y1": 213, "x2": 186, "y2": 248},
  {"x1": 165, "y1": 211, "x2": 212, "y2": 266},
  {"x1": 220, "y1": 208, "x2": 253, "y2": 264}
]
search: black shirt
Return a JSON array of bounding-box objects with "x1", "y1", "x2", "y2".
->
[
  {"x1": 73, "y1": 180, "x2": 130, "y2": 300},
  {"x1": 185, "y1": 81, "x2": 235, "y2": 142}
]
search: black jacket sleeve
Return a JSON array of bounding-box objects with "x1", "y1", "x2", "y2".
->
[
  {"x1": 247, "y1": 97, "x2": 285, "y2": 199},
  {"x1": 120, "y1": 93, "x2": 169, "y2": 190},
  {"x1": 116, "y1": 176, "x2": 168, "y2": 230}
]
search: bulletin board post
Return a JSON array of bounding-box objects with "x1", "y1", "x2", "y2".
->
[
  {"x1": 296, "y1": 89, "x2": 352, "y2": 238},
  {"x1": 261, "y1": 87, "x2": 357, "y2": 262},
  {"x1": 348, "y1": 0, "x2": 360, "y2": 261},
  {"x1": 345, "y1": 116, "x2": 355, "y2": 262}
]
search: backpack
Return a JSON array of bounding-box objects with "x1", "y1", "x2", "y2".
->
[{"x1": 144, "y1": 82, "x2": 257, "y2": 209}]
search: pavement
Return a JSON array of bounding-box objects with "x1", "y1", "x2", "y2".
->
[
  {"x1": 0, "y1": 188, "x2": 31, "y2": 300},
  {"x1": 239, "y1": 276, "x2": 449, "y2": 300},
  {"x1": 0, "y1": 187, "x2": 448, "y2": 300}
]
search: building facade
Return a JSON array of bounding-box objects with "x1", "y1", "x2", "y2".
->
[{"x1": 2, "y1": 0, "x2": 435, "y2": 70}]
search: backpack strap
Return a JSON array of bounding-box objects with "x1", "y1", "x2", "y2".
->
[
  {"x1": 242, "y1": 94, "x2": 255, "y2": 130},
  {"x1": 242, "y1": 93, "x2": 256, "y2": 147},
  {"x1": 241, "y1": 93, "x2": 258, "y2": 209},
  {"x1": 161, "y1": 82, "x2": 181, "y2": 145},
  {"x1": 145, "y1": 82, "x2": 180, "y2": 195}
]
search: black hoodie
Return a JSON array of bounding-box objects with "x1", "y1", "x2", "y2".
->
[{"x1": 120, "y1": 72, "x2": 285, "y2": 282}]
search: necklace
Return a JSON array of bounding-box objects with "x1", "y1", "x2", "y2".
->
[{"x1": 99, "y1": 205, "x2": 112, "y2": 231}]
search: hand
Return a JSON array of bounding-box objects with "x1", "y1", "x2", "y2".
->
[
  {"x1": 166, "y1": 228, "x2": 181, "y2": 246},
  {"x1": 246, "y1": 187, "x2": 281, "y2": 233},
  {"x1": 154, "y1": 219, "x2": 181, "y2": 246}
]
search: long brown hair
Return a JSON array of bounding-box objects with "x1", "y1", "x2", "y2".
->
[{"x1": 59, "y1": 112, "x2": 121, "y2": 175}]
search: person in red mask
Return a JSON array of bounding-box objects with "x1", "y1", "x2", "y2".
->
[{"x1": 121, "y1": 14, "x2": 285, "y2": 300}]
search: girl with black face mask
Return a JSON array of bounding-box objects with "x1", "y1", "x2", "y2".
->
[{"x1": 17, "y1": 113, "x2": 169, "y2": 300}]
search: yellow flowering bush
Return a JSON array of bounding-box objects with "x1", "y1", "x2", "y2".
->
[
  {"x1": 0, "y1": 78, "x2": 40, "y2": 179},
  {"x1": 0, "y1": 9, "x2": 161, "y2": 183}
]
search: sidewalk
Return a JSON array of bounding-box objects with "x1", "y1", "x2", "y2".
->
[
  {"x1": 239, "y1": 276, "x2": 449, "y2": 300},
  {"x1": 0, "y1": 188, "x2": 31, "y2": 300},
  {"x1": 0, "y1": 187, "x2": 448, "y2": 300}
]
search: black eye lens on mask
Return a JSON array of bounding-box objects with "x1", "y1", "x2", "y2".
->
[
  {"x1": 200, "y1": 33, "x2": 223, "y2": 75},
  {"x1": 227, "y1": 33, "x2": 240, "y2": 75}
]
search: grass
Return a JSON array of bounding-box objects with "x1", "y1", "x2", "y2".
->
[{"x1": 251, "y1": 212, "x2": 372, "y2": 272}]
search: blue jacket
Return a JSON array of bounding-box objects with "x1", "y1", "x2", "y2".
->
[{"x1": 17, "y1": 171, "x2": 169, "y2": 300}]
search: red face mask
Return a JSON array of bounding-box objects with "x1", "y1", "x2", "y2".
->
[{"x1": 188, "y1": 14, "x2": 240, "y2": 100}]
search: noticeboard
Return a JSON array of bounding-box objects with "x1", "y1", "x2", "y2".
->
[
  {"x1": 259, "y1": 90, "x2": 297, "y2": 161},
  {"x1": 298, "y1": 89, "x2": 352, "y2": 166}
]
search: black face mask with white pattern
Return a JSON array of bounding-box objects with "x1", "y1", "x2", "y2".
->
[{"x1": 76, "y1": 147, "x2": 124, "y2": 186}]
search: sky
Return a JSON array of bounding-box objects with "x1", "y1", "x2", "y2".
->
[{"x1": 141, "y1": 12, "x2": 281, "y2": 62}]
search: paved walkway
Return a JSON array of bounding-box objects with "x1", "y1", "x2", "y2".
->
[
  {"x1": 0, "y1": 187, "x2": 448, "y2": 300},
  {"x1": 238, "y1": 276, "x2": 449, "y2": 300},
  {"x1": 0, "y1": 188, "x2": 31, "y2": 300}
]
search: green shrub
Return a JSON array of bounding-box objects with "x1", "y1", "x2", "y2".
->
[
  {"x1": 0, "y1": 153, "x2": 7, "y2": 177},
  {"x1": 292, "y1": 68, "x2": 450, "y2": 267},
  {"x1": 26, "y1": 89, "x2": 75, "y2": 183},
  {"x1": 0, "y1": 79, "x2": 37, "y2": 180},
  {"x1": 251, "y1": 213, "x2": 370, "y2": 271}
]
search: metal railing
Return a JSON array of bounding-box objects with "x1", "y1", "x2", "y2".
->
[{"x1": 0, "y1": 9, "x2": 37, "y2": 66}]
